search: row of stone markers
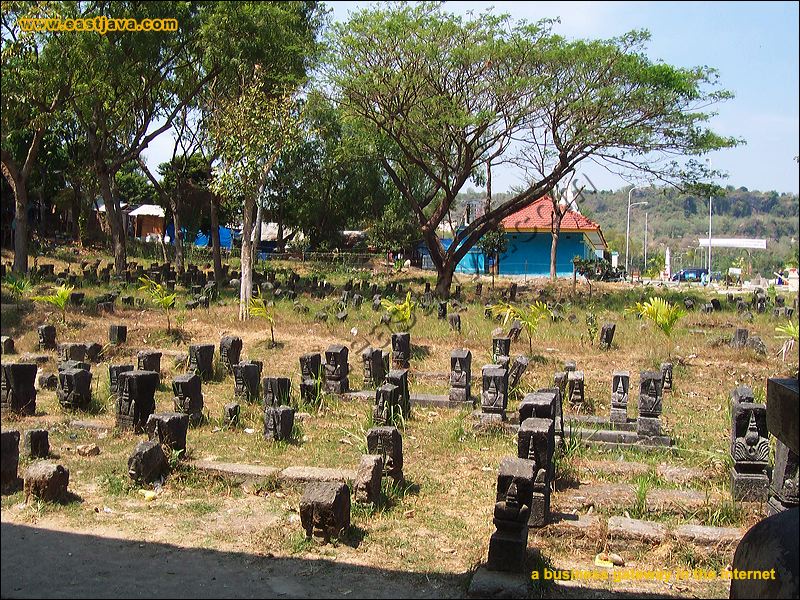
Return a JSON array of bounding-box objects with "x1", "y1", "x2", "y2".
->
[
  {"x1": 729, "y1": 383, "x2": 799, "y2": 515},
  {"x1": 475, "y1": 336, "x2": 531, "y2": 424},
  {"x1": 483, "y1": 377, "x2": 559, "y2": 573}
]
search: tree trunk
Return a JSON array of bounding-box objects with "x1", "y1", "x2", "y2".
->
[
  {"x1": 239, "y1": 196, "x2": 255, "y2": 321},
  {"x1": 434, "y1": 260, "x2": 456, "y2": 298},
  {"x1": 252, "y1": 202, "x2": 263, "y2": 271},
  {"x1": 277, "y1": 207, "x2": 284, "y2": 253},
  {"x1": 71, "y1": 184, "x2": 82, "y2": 244},
  {"x1": 13, "y1": 184, "x2": 29, "y2": 274},
  {"x1": 550, "y1": 207, "x2": 563, "y2": 281},
  {"x1": 173, "y1": 198, "x2": 185, "y2": 274},
  {"x1": 210, "y1": 192, "x2": 223, "y2": 288},
  {"x1": 97, "y1": 167, "x2": 126, "y2": 275}
]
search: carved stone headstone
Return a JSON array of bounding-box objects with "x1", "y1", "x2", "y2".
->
[
  {"x1": 391, "y1": 332, "x2": 411, "y2": 369},
  {"x1": 386, "y1": 369, "x2": 410, "y2": 417},
  {"x1": 58, "y1": 342, "x2": 87, "y2": 363},
  {"x1": 116, "y1": 370, "x2": 159, "y2": 433},
  {"x1": 188, "y1": 344, "x2": 215, "y2": 379},
  {"x1": 437, "y1": 300, "x2": 447, "y2": 320},
  {"x1": 323, "y1": 345, "x2": 349, "y2": 394},
  {"x1": 563, "y1": 360, "x2": 577, "y2": 373},
  {"x1": 492, "y1": 337, "x2": 511, "y2": 364},
  {"x1": 610, "y1": 371, "x2": 630, "y2": 424},
  {"x1": 517, "y1": 417, "x2": 554, "y2": 527},
  {"x1": 637, "y1": 371, "x2": 663, "y2": 437},
  {"x1": 567, "y1": 370, "x2": 585, "y2": 406},
  {"x1": 768, "y1": 440, "x2": 799, "y2": 515},
  {"x1": 731, "y1": 328, "x2": 749, "y2": 349},
  {"x1": 146, "y1": 412, "x2": 189, "y2": 454},
  {"x1": 660, "y1": 362, "x2": 673, "y2": 392},
  {"x1": 507, "y1": 320, "x2": 523, "y2": 342},
  {"x1": 233, "y1": 361, "x2": 261, "y2": 404},
  {"x1": 599, "y1": 323, "x2": 616, "y2": 349},
  {"x1": 263, "y1": 376, "x2": 291, "y2": 407},
  {"x1": 481, "y1": 365, "x2": 509, "y2": 422},
  {"x1": 172, "y1": 373, "x2": 203, "y2": 426},
  {"x1": 553, "y1": 371, "x2": 567, "y2": 404},
  {"x1": 108, "y1": 325, "x2": 127, "y2": 345},
  {"x1": 449, "y1": 349, "x2": 472, "y2": 405},
  {"x1": 299, "y1": 481, "x2": 351, "y2": 542},
  {"x1": 0, "y1": 336, "x2": 14, "y2": 355},
  {"x1": 109, "y1": 365, "x2": 133, "y2": 395},
  {"x1": 487, "y1": 457, "x2": 534, "y2": 572},
  {"x1": 1, "y1": 363, "x2": 37, "y2": 416},
  {"x1": 373, "y1": 383, "x2": 401, "y2": 426},
  {"x1": 137, "y1": 350, "x2": 162, "y2": 374},
  {"x1": 264, "y1": 405, "x2": 295, "y2": 441},
  {"x1": 508, "y1": 356, "x2": 529, "y2": 392},
  {"x1": 57, "y1": 368, "x2": 92, "y2": 410},
  {"x1": 729, "y1": 385, "x2": 770, "y2": 501},
  {"x1": 354, "y1": 455, "x2": 383, "y2": 504},
  {"x1": 300, "y1": 353, "x2": 322, "y2": 382},
  {"x1": 361, "y1": 347, "x2": 385, "y2": 390},
  {"x1": 38, "y1": 325, "x2": 57, "y2": 351},
  {"x1": 367, "y1": 426, "x2": 403, "y2": 483},
  {"x1": 219, "y1": 336, "x2": 243, "y2": 373}
]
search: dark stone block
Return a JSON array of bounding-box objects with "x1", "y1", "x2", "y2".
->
[
  {"x1": 137, "y1": 350, "x2": 162, "y2": 374},
  {"x1": 367, "y1": 426, "x2": 403, "y2": 482},
  {"x1": 1, "y1": 363, "x2": 37, "y2": 415},
  {"x1": 188, "y1": 344, "x2": 215, "y2": 379},
  {"x1": 116, "y1": 370, "x2": 159, "y2": 433},
  {"x1": 23, "y1": 462, "x2": 69, "y2": 503},
  {"x1": 128, "y1": 440, "x2": 168, "y2": 483},
  {"x1": 1, "y1": 336, "x2": 15, "y2": 355},
  {"x1": 85, "y1": 342, "x2": 103, "y2": 362},
  {"x1": 24, "y1": 429, "x2": 49, "y2": 458},
  {"x1": 1, "y1": 430, "x2": 21, "y2": 492},
  {"x1": 263, "y1": 376, "x2": 291, "y2": 407},
  {"x1": 172, "y1": 373, "x2": 203, "y2": 425},
  {"x1": 264, "y1": 405, "x2": 295, "y2": 441},
  {"x1": 233, "y1": 362, "x2": 261, "y2": 403},
  {"x1": 146, "y1": 412, "x2": 189, "y2": 454},
  {"x1": 109, "y1": 364, "x2": 134, "y2": 395},
  {"x1": 224, "y1": 402, "x2": 240, "y2": 425},
  {"x1": 57, "y1": 368, "x2": 92, "y2": 410},
  {"x1": 391, "y1": 332, "x2": 410, "y2": 369},
  {"x1": 109, "y1": 325, "x2": 127, "y2": 345},
  {"x1": 599, "y1": 322, "x2": 616, "y2": 349},
  {"x1": 58, "y1": 342, "x2": 87, "y2": 362},
  {"x1": 220, "y1": 335, "x2": 243, "y2": 373},
  {"x1": 300, "y1": 481, "x2": 351, "y2": 541}
]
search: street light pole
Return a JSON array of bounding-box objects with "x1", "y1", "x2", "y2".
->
[
  {"x1": 625, "y1": 186, "x2": 639, "y2": 277},
  {"x1": 644, "y1": 211, "x2": 648, "y2": 278},
  {"x1": 708, "y1": 196, "x2": 713, "y2": 275}
]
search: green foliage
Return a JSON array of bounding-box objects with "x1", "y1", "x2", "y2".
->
[
  {"x1": 31, "y1": 284, "x2": 73, "y2": 323},
  {"x1": 138, "y1": 276, "x2": 176, "y2": 333},
  {"x1": 2, "y1": 273, "x2": 32, "y2": 299},
  {"x1": 476, "y1": 225, "x2": 508, "y2": 257},
  {"x1": 629, "y1": 475, "x2": 650, "y2": 519},
  {"x1": 775, "y1": 320, "x2": 799, "y2": 363},
  {"x1": 248, "y1": 290, "x2": 276, "y2": 347},
  {"x1": 490, "y1": 300, "x2": 551, "y2": 354},
  {"x1": 381, "y1": 291, "x2": 417, "y2": 330},
  {"x1": 585, "y1": 311, "x2": 598, "y2": 346},
  {"x1": 630, "y1": 296, "x2": 685, "y2": 338}
]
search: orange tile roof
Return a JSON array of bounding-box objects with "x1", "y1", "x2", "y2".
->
[{"x1": 501, "y1": 196, "x2": 602, "y2": 232}]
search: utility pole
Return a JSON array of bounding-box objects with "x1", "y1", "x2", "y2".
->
[{"x1": 708, "y1": 196, "x2": 713, "y2": 274}]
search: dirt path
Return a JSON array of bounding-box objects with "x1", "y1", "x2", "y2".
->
[{"x1": 1, "y1": 521, "x2": 462, "y2": 599}]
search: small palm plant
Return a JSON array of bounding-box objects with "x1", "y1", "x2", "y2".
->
[
  {"x1": 629, "y1": 296, "x2": 685, "y2": 356},
  {"x1": 138, "y1": 276, "x2": 177, "y2": 333},
  {"x1": 490, "y1": 300, "x2": 551, "y2": 355},
  {"x1": 2, "y1": 273, "x2": 32, "y2": 300},
  {"x1": 381, "y1": 291, "x2": 417, "y2": 330},
  {"x1": 31, "y1": 284, "x2": 74, "y2": 324},
  {"x1": 248, "y1": 289, "x2": 276, "y2": 347},
  {"x1": 775, "y1": 320, "x2": 799, "y2": 363}
]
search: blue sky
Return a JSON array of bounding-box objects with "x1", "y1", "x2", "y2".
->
[{"x1": 144, "y1": 1, "x2": 800, "y2": 194}]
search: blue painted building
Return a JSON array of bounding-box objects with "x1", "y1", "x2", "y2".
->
[{"x1": 455, "y1": 196, "x2": 608, "y2": 277}]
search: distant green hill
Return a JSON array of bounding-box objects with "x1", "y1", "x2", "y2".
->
[{"x1": 455, "y1": 185, "x2": 799, "y2": 277}]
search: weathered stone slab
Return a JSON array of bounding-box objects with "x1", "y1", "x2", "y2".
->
[
  {"x1": 188, "y1": 460, "x2": 279, "y2": 485},
  {"x1": 468, "y1": 566, "x2": 531, "y2": 599},
  {"x1": 354, "y1": 455, "x2": 383, "y2": 504},
  {"x1": 23, "y1": 429, "x2": 49, "y2": 458},
  {"x1": 146, "y1": 412, "x2": 189, "y2": 454},
  {"x1": 674, "y1": 524, "x2": 742, "y2": 546},
  {"x1": 607, "y1": 516, "x2": 666, "y2": 544},
  {"x1": 1, "y1": 430, "x2": 21, "y2": 492}
]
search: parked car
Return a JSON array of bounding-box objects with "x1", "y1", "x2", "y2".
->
[{"x1": 671, "y1": 268, "x2": 708, "y2": 282}]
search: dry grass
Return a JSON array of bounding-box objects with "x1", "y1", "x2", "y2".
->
[{"x1": 2, "y1": 248, "x2": 796, "y2": 597}]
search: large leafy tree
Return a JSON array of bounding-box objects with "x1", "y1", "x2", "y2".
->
[
  {"x1": 1, "y1": 1, "x2": 71, "y2": 273},
  {"x1": 328, "y1": 3, "x2": 740, "y2": 295}
]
